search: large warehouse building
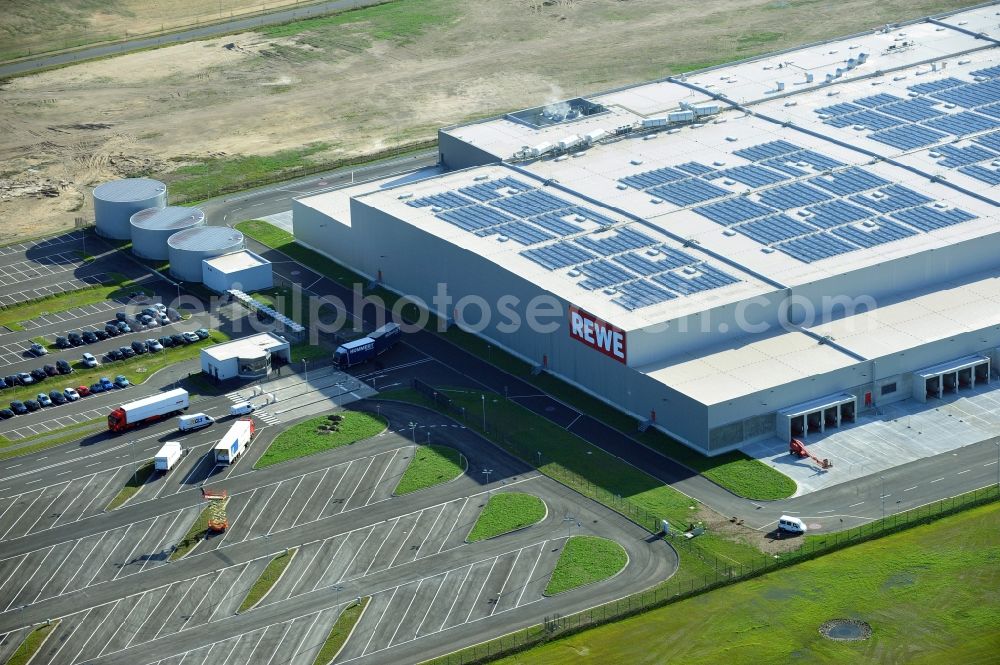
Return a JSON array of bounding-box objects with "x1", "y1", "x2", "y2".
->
[{"x1": 293, "y1": 6, "x2": 1000, "y2": 455}]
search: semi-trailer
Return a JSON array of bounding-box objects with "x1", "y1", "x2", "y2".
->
[
  {"x1": 154, "y1": 441, "x2": 183, "y2": 472},
  {"x1": 334, "y1": 322, "x2": 401, "y2": 368},
  {"x1": 108, "y1": 388, "x2": 190, "y2": 432},
  {"x1": 213, "y1": 418, "x2": 255, "y2": 465}
]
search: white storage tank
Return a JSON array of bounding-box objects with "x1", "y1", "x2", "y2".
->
[
  {"x1": 168, "y1": 226, "x2": 244, "y2": 282},
  {"x1": 130, "y1": 206, "x2": 206, "y2": 260},
  {"x1": 93, "y1": 178, "x2": 167, "y2": 240}
]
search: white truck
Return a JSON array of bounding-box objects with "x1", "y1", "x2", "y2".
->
[
  {"x1": 178, "y1": 413, "x2": 214, "y2": 432},
  {"x1": 154, "y1": 441, "x2": 183, "y2": 472},
  {"x1": 108, "y1": 388, "x2": 190, "y2": 433},
  {"x1": 213, "y1": 419, "x2": 255, "y2": 465}
]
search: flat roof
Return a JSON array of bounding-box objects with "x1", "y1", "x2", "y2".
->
[
  {"x1": 201, "y1": 333, "x2": 289, "y2": 362},
  {"x1": 203, "y1": 250, "x2": 271, "y2": 272}
]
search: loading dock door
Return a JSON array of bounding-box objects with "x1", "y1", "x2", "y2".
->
[
  {"x1": 913, "y1": 355, "x2": 990, "y2": 403},
  {"x1": 777, "y1": 393, "x2": 857, "y2": 442}
]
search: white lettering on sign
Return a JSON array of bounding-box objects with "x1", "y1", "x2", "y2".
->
[{"x1": 568, "y1": 306, "x2": 627, "y2": 364}]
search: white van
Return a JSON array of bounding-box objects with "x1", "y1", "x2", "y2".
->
[
  {"x1": 230, "y1": 402, "x2": 255, "y2": 416},
  {"x1": 777, "y1": 515, "x2": 807, "y2": 534},
  {"x1": 178, "y1": 413, "x2": 215, "y2": 432}
]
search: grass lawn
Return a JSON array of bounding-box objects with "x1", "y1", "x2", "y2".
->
[
  {"x1": 467, "y1": 492, "x2": 546, "y2": 543},
  {"x1": 0, "y1": 273, "x2": 143, "y2": 331},
  {"x1": 6, "y1": 620, "x2": 59, "y2": 665},
  {"x1": 255, "y1": 411, "x2": 386, "y2": 468},
  {"x1": 394, "y1": 444, "x2": 466, "y2": 495},
  {"x1": 105, "y1": 460, "x2": 155, "y2": 511},
  {"x1": 169, "y1": 503, "x2": 215, "y2": 561},
  {"x1": 239, "y1": 548, "x2": 296, "y2": 613},
  {"x1": 545, "y1": 536, "x2": 628, "y2": 596},
  {"x1": 494, "y1": 500, "x2": 1000, "y2": 665},
  {"x1": 260, "y1": 0, "x2": 457, "y2": 45},
  {"x1": 311, "y1": 597, "x2": 371, "y2": 665},
  {"x1": 0, "y1": 417, "x2": 102, "y2": 455},
  {"x1": 1, "y1": 330, "x2": 230, "y2": 404},
  {"x1": 237, "y1": 220, "x2": 792, "y2": 501}
]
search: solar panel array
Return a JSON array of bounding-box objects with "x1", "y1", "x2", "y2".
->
[
  {"x1": 408, "y1": 174, "x2": 743, "y2": 311},
  {"x1": 813, "y1": 67, "x2": 1000, "y2": 186}
]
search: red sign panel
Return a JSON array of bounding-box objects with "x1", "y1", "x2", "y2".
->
[{"x1": 569, "y1": 307, "x2": 627, "y2": 364}]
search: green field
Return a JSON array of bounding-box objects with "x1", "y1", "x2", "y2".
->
[
  {"x1": 106, "y1": 460, "x2": 156, "y2": 510},
  {"x1": 544, "y1": 536, "x2": 628, "y2": 596},
  {"x1": 394, "y1": 444, "x2": 466, "y2": 495},
  {"x1": 169, "y1": 503, "x2": 215, "y2": 561},
  {"x1": 311, "y1": 597, "x2": 371, "y2": 665},
  {"x1": 255, "y1": 411, "x2": 386, "y2": 468},
  {"x1": 6, "y1": 620, "x2": 59, "y2": 665},
  {"x1": 239, "y1": 548, "x2": 296, "y2": 612},
  {"x1": 494, "y1": 501, "x2": 1000, "y2": 665},
  {"x1": 467, "y1": 492, "x2": 546, "y2": 543}
]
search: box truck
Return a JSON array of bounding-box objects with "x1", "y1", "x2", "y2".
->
[
  {"x1": 334, "y1": 322, "x2": 401, "y2": 369},
  {"x1": 178, "y1": 413, "x2": 214, "y2": 432},
  {"x1": 154, "y1": 441, "x2": 183, "y2": 472},
  {"x1": 213, "y1": 418, "x2": 255, "y2": 465},
  {"x1": 108, "y1": 388, "x2": 190, "y2": 433}
]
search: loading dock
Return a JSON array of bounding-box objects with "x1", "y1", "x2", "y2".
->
[
  {"x1": 777, "y1": 393, "x2": 857, "y2": 442},
  {"x1": 912, "y1": 355, "x2": 991, "y2": 402}
]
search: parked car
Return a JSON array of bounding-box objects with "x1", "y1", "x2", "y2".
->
[
  {"x1": 63, "y1": 387, "x2": 80, "y2": 402},
  {"x1": 166, "y1": 307, "x2": 181, "y2": 322},
  {"x1": 48, "y1": 390, "x2": 66, "y2": 405},
  {"x1": 67, "y1": 331, "x2": 84, "y2": 346},
  {"x1": 99, "y1": 377, "x2": 115, "y2": 391},
  {"x1": 116, "y1": 322, "x2": 132, "y2": 334},
  {"x1": 43, "y1": 364, "x2": 57, "y2": 377},
  {"x1": 105, "y1": 349, "x2": 123, "y2": 362},
  {"x1": 77, "y1": 385, "x2": 91, "y2": 397},
  {"x1": 141, "y1": 307, "x2": 158, "y2": 318},
  {"x1": 115, "y1": 312, "x2": 128, "y2": 322},
  {"x1": 29, "y1": 368, "x2": 47, "y2": 382},
  {"x1": 89, "y1": 382, "x2": 106, "y2": 394},
  {"x1": 119, "y1": 345, "x2": 136, "y2": 359},
  {"x1": 82, "y1": 353, "x2": 98, "y2": 368},
  {"x1": 182, "y1": 331, "x2": 200, "y2": 343},
  {"x1": 36, "y1": 393, "x2": 52, "y2": 407},
  {"x1": 153, "y1": 303, "x2": 167, "y2": 313},
  {"x1": 81, "y1": 330, "x2": 98, "y2": 344},
  {"x1": 16, "y1": 371, "x2": 33, "y2": 385},
  {"x1": 9, "y1": 401, "x2": 27, "y2": 415},
  {"x1": 56, "y1": 359, "x2": 73, "y2": 374},
  {"x1": 158, "y1": 336, "x2": 174, "y2": 348},
  {"x1": 24, "y1": 399, "x2": 40, "y2": 412},
  {"x1": 104, "y1": 324, "x2": 121, "y2": 337},
  {"x1": 4, "y1": 375, "x2": 19, "y2": 388},
  {"x1": 170, "y1": 333, "x2": 186, "y2": 346},
  {"x1": 139, "y1": 314, "x2": 154, "y2": 327},
  {"x1": 194, "y1": 328, "x2": 210, "y2": 340},
  {"x1": 29, "y1": 343, "x2": 47, "y2": 356},
  {"x1": 131, "y1": 340, "x2": 147, "y2": 355},
  {"x1": 0, "y1": 377, "x2": 6, "y2": 390},
  {"x1": 0, "y1": 408, "x2": 14, "y2": 419},
  {"x1": 146, "y1": 339, "x2": 163, "y2": 352},
  {"x1": 54, "y1": 336, "x2": 70, "y2": 349},
  {"x1": 94, "y1": 329, "x2": 110, "y2": 341},
  {"x1": 155, "y1": 312, "x2": 170, "y2": 325},
  {"x1": 114, "y1": 375, "x2": 130, "y2": 388}
]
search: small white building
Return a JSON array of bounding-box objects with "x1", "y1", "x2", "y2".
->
[
  {"x1": 202, "y1": 250, "x2": 273, "y2": 294},
  {"x1": 200, "y1": 333, "x2": 291, "y2": 381}
]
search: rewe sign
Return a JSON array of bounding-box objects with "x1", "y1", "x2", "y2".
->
[{"x1": 569, "y1": 307, "x2": 627, "y2": 364}]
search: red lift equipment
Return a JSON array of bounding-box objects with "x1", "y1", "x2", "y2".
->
[{"x1": 789, "y1": 438, "x2": 833, "y2": 470}]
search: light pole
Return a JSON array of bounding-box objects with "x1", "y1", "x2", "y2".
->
[
  {"x1": 129, "y1": 439, "x2": 137, "y2": 484},
  {"x1": 880, "y1": 475, "x2": 885, "y2": 521},
  {"x1": 333, "y1": 584, "x2": 344, "y2": 609},
  {"x1": 995, "y1": 441, "x2": 999, "y2": 491},
  {"x1": 562, "y1": 513, "x2": 575, "y2": 539},
  {"x1": 481, "y1": 394, "x2": 486, "y2": 431},
  {"x1": 408, "y1": 421, "x2": 416, "y2": 443},
  {"x1": 303, "y1": 358, "x2": 308, "y2": 381},
  {"x1": 536, "y1": 451, "x2": 541, "y2": 468},
  {"x1": 482, "y1": 468, "x2": 493, "y2": 494}
]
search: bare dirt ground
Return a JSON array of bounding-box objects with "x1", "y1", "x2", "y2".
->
[{"x1": 0, "y1": 0, "x2": 973, "y2": 243}]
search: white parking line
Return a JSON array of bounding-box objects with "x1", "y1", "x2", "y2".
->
[
  {"x1": 338, "y1": 526, "x2": 377, "y2": 581},
  {"x1": 57, "y1": 536, "x2": 103, "y2": 595},
  {"x1": 86, "y1": 524, "x2": 132, "y2": 587},
  {"x1": 957, "y1": 469, "x2": 971, "y2": 475},
  {"x1": 492, "y1": 548, "x2": 522, "y2": 617},
  {"x1": 361, "y1": 586, "x2": 399, "y2": 656},
  {"x1": 309, "y1": 535, "x2": 350, "y2": 593},
  {"x1": 930, "y1": 477, "x2": 944, "y2": 483},
  {"x1": 465, "y1": 557, "x2": 498, "y2": 623},
  {"x1": 267, "y1": 476, "x2": 304, "y2": 535},
  {"x1": 438, "y1": 498, "x2": 470, "y2": 554},
  {"x1": 515, "y1": 544, "x2": 546, "y2": 606},
  {"x1": 290, "y1": 468, "x2": 330, "y2": 527},
  {"x1": 439, "y1": 565, "x2": 474, "y2": 632},
  {"x1": 361, "y1": 517, "x2": 401, "y2": 577}
]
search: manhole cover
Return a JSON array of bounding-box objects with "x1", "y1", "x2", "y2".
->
[
  {"x1": 544, "y1": 406, "x2": 555, "y2": 412},
  {"x1": 291, "y1": 270, "x2": 301, "y2": 276},
  {"x1": 819, "y1": 619, "x2": 871, "y2": 641}
]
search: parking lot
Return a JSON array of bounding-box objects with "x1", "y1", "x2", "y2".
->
[
  {"x1": 0, "y1": 273, "x2": 112, "y2": 310},
  {"x1": 0, "y1": 231, "x2": 86, "y2": 258}
]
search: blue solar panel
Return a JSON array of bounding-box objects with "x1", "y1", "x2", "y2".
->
[
  {"x1": 793, "y1": 150, "x2": 845, "y2": 171},
  {"x1": 977, "y1": 102, "x2": 1000, "y2": 120},
  {"x1": 831, "y1": 110, "x2": 904, "y2": 131},
  {"x1": 649, "y1": 179, "x2": 730, "y2": 206},
  {"x1": 693, "y1": 197, "x2": 776, "y2": 226},
  {"x1": 736, "y1": 214, "x2": 815, "y2": 244},
  {"x1": 809, "y1": 168, "x2": 890, "y2": 196},
  {"x1": 869, "y1": 124, "x2": 947, "y2": 150},
  {"x1": 909, "y1": 77, "x2": 967, "y2": 95},
  {"x1": 490, "y1": 189, "x2": 571, "y2": 217},
  {"x1": 958, "y1": 164, "x2": 1000, "y2": 185},
  {"x1": 652, "y1": 264, "x2": 740, "y2": 295},
  {"x1": 578, "y1": 259, "x2": 636, "y2": 290},
  {"x1": 757, "y1": 182, "x2": 832, "y2": 208},
  {"x1": 620, "y1": 166, "x2": 690, "y2": 189},
  {"x1": 854, "y1": 93, "x2": 902, "y2": 108},
  {"x1": 890, "y1": 205, "x2": 977, "y2": 231},
  {"x1": 879, "y1": 98, "x2": 943, "y2": 122},
  {"x1": 717, "y1": 165, "x2": 789, "y2": 187},
  {"x1": 408, "y1": 192, "x2": 474, "y2": 209},
  {"x1": 613, "y1": 280, "x2": 677, "y2": 310},
  {"x1": 530, "y1": 212, "x2": 583, "y2": 236},
  {"x1": 613, "y1": 247, "x2": 696, "y2": 275},
  {"x1": 457, "y1": 177, "x2": 531, "y2": 201},
  {"x1": 733, "y1": 140, "x2": 802, "y2": 162},
  {"x1": 972, "y1": 131, "x2": 1000, "y2": 152},
  {"x1": 923, "y1": 111, "x2": 999, "y2": 137},
  {"x1": 760, "y1": 157, "x2": 810, "y2": 177},
  {"x1": 932, "y1": 143, "x2": 997, "y2": 168},
  {"x1": 436, "y1": 206, "x2": 514, "y2": 231},
  {"x1": 849, "y1": 185, "x2": 932, "y2": 213},
  {"x1": 804, "y1": 200, "x2": 873, "y2": 228},
  {"x1": 479, "y1": 221, "x2": 554, "y2": 245},
  {"x1": 575, "y1": 227, "x2": 656, "y2": 255},
  {"x1": 675, "y1": 162, "x2": 717, "y2": 176},
  {"x1": 930, "y1": 79, "x2": 1000, "y2": 108},
  {"x1": 831, "y1": 218, "x2": 917, "y2": 248},
  {"x1": 816, "y1": 103, "x2": 863, "y2": 116},
  {"x1": 776, "y1": 234, "x2": 860, "y2": 263},
  {"x1": 970, "y1": 65, "x2": 1000, "y2": 79},
  {"x1": 521, "y1": 243, "x2": 595, "y2": 270}
]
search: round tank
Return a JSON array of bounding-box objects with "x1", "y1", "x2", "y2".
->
[
  {"x1": 93, "y1": 178, "x2": 167, "y2": 240},
  {"x1": 168, "y1": 226, "x2": 245, "y2": 282},
  {"x1": 130, "y1": 206, "x2": 206, "y2": 260}
]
